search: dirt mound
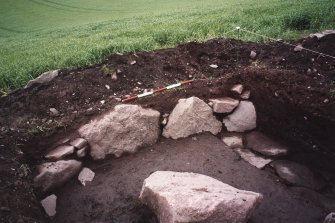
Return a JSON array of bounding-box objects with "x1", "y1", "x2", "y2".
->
[{"x1": 0, "y1": 34, "x2": 334, "y2": 222}]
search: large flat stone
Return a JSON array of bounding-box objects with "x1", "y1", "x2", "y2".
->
[
  {"x1": 25, "y1": 70, "x2": 59, "y2": 88},
  {"x1": 272, "y1": 160, "x2": 326, "y2": 191},
  {"x1": 209, "y1": 97, "x2": 239, "y2": 113},
  {"x1": 245, "y1": 131, "x2": 288, "y2": 157},
  {"x1": 45, "y1": 145, "x2": 75, "y2": 161},
  {"x1": 34, "y1": 160, "x2": 82, "y2": 193},
  {"x1": 235, "y1": 148, "x2": 273, "y2": 169},
  {"x1": 163, "y1": 97, "x2": 222, "y2": 139},
  {"x1": 223, "y1": 101, "x2": 256, "y2": 132},
  {"x1": 139, "y1": 171, "x2": 263, "y2": 223},
  {"x1": 79, "y1": 104, "x2": 160, "y2": 159}
]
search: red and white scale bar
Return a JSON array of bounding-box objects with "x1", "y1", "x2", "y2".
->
[{"x1": 122, "y1": 80, "x2": 193, "y2": 103}]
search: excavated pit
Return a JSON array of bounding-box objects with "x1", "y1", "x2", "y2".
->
[{"x1": 0, "y1": 34, "x2": 334, "y2": 223}]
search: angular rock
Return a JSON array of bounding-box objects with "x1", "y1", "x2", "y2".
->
[
  {"x1": 139, "y1": 171, "x2": 263, "y2": 223},
  {"x1": 69, "y1": 138, "x2": 87, "y2": 149},
  {"x1": 235, "y1": 148, "x2": 272, "y2": 169},
  {"x1": 221, "y1": 133, "x2": 243, "y2": 149},
  {"x1": 223, "y1": 101, "x2": 256, "y2": 132},
  {"x1": 231, "y1": 84, "x2": 244, "y2": 94},
  {"x1": 241, "y1": 90, "x2": 251, "y2": 100},
  {"x1": 78, "y1": 167, "x2": 95, "y2": 186},
  {"x1": 25, "y1": 70, "x2": 59, "y2": 88},
  {"x1": 34, "y1": 160, "x2": 82, "y2": 193},
  {"x1": 163, "y1": 97, "x2": 222, "y2": 139},
  {"x1": 250, "y1": 50, "x2": 257, "y2": 59},
  {"x1": 41, "y1": 194, "x2": 57, "y2": 217},
  {"x1": 324, "y1": 212, "x2": 335, "y2": 223},
  {"x1": 245, "y1": 131, "x2": 288, "y2": 157},
  {"x1": 76, "y1": 146, "x2": 88, "y2": 158},
  {"x1": 45, "y1": 145, "x2": 75, "y2": 161},
  {"x1": 49, "y1": 108, "x2": 59, "y2": 117},
  {"x1": 272, "y1": 160, "x2": 326, "y2": 190},
  {"x1": 294, "y1": 44, "x2": 303, "y2": 52},
  {"x1": 209, "y1": 97, "x2": 239, "y2": 113},
  {"x1": 79, "y1": 104, "x2": 160, "y2": 159}
]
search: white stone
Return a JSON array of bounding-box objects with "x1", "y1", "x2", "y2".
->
[
  {"x1": 49, "y1": 108, "x2": 59, "y2": 116},
  {"x1": 209, "y1": 97, "x2": 239, "y2": 113},
  {"x1": 235, "y1": 148, "x2": 272, "y2": 169},
  {"x1": 241, "y1": 90, "x2": 251, "y2": 100},
  {"x1": 45, "y1": 145, "x2": 75, "y2": 161},
  {"x1": 250, "y1": 51, "x2": 257, "y2": 59},
  {"x1": 221, "y1": 133, "x2": 243, "y2": 149},
  {"x1": 231, "y1": 84, "x2": 244, "y2": 94},
  {"x1": 76, "y1": 146, "x2": 88, "y2": 158},
  {"x1": 78, "y1": 168, "x2": 95, "y2": 186},
  {"x1": 223, "y1": 101, "x2": 256, "y2": 132},
  {"x1": 25, "y1": 70, "x2": 59, "y2": 88},
  {"x1": 209, "y1": 64, "x2": 218, "y2": 68},
  {"x1": 245, "y1": 131, "x2": 288, "y2": 157},
  {"x1": 79, "y1": 104, "x2": 160, "y2": 160},
  {"x1": 139, "y1": 171, "x2": 263, "y2": 223},
  {"x1": 41, "y1": 194, "x2": 57, "y2": 217},
  {"x1": 34, "y1": 160, "x2": 82, "y2": 193},
  {"x1": 69, "y1": 138, "x2": 87, "y2": 149},
  {"x1": 294, "y1": 44, "x2": 303, "y2": 52},
  {"x1": 163, "y1": 97, "x2": 222, "y2": 139}
]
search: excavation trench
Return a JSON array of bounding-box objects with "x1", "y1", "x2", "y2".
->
[{"x1": 0, "y1": 35, "x2": 334, "y2": 222}]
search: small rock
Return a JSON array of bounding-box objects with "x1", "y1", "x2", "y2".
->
[
  {"x1": 69, "y1": 138, "x2": 88, "y2": 149},
  {"x1": 100, "y1": 100, "x2": 105, "y2": 105},
  {"x1": 294, "y1": 44, "x2": 303, "y2": 52},
  {"x1": 221, "y1": 133, "x2": 243, "y2": 149},
  {"x1": 45, "y1": 145, "x2": 75, "y2": 161},
  {"x1": 41, "y1": 194, "x2": 57, "y2": 217},
  {"x1": 116, "y1": 69, "x2": 122, "y2": 74},
  {"x1": 34, "y1": 160, "x2": 82, "y2": 192},
  {"x1": 209, "y1": 97, "x2": 240, "y2": 113},
  {"x1": 209, "y1": 64, "x2": 218, "y2": 68},
  {"x1": 231, "y1": 84, "x2": 244, "y2": 94},
  {"x1": 208, "y1": 101, "x2": 214, "y2": 107},
  {"x1": 25, "y1": 70, "x2": 59, "y2": 88},
  {"x1": 324, "y1": 99, "x2": 329, "y2": 104},
  {"x1": 161, "y1": 117, "x2": 168, "y2": 125},
  {"x1": 115, "y1": 97, "x2": 122, "y2": 102},
  {"x1": 76, "y1": 146, "x2": 88, "y2": 158},
  {"x1": 111, "y1": 72, "x2": 117, "y2": 81},
  {"x1": 274, "y1": 91, "x2": 279, "y2": 97},
  {"x1": 324, "y1": 212, "x2": 335, "y2": 223},
  {"x1": 139, "y1": 171, "x2": 263, "y2": 223},
  {"x1": 271, "y1": 160, "x2": 326, "y2": 190},
  {"x1": 78, "y1": 167, "x2": 95, "y2": 186},
  {"x1": 223, "y1": 101, "x2": 256, "y2": 132},
  {"x1": 307, "y1": 68, "x2": 312, "y2": 75},
  {"x1": 250, "y1": 50, "x2": 257, "y2": 59},
  {"x1": 235, "y1": 148, "x2": 272, "y2": 169},
  {"x1": 192, "y1": 136, "x2": 197, "y2": 141},
  {"x1": 245, "y1": 131, "x2": 288, "y2": 157},
  {"x1": 105, "y1": 84, "x2": 110, "y2": 90},
  {"x1": 241, "y1": 90, "x2": 251, "y2": 99},
  {"x1": 130, "y1": 60, "x2": 136, "y2": 65},
  {"x1": 49, "y1": 108, "x2": 59, "y2": 116}
]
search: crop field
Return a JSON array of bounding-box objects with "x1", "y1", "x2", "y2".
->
[{"x1": 0, "y1": 0, "x2": 334, "y2": 92}]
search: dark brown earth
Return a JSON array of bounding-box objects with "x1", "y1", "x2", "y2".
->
[{"x1": 0, "y1": 34, "x2": 334, "y2": 222}]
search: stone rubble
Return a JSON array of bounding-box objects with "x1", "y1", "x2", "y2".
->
[
  {"x1": 139, "y1": 171, "x2": 263, "y2": 223},
  {"x1": 163, "y1": 97, "x2": 222, "y2": 139},
  {"x1": 209, "y1": 97, "x2": 239, "y2": 113},
  {"x1": 221, "y1": 133, "x2": 243, "y2": 149},
  {"x1": 235, "y1": 148, "x2": 273, "y2": 169},
  {"x1": 69, "y1": 138, "x2": 88, "y2": 149},
  {"x1": 45, "y1": 145, "x2": 75, "y2": 161},
  {"x1": 78, "y1": 167, "x2": 95, "y2": 186},
  {"x1": 76, "y1": 146, "x2": 88, "y2": 158},
  {"x1": 231, "y1": 84, "x2": 244, "y2": 94},
  {"x1": 41, "y1": 194, "x2": 57, "y2": 217}
]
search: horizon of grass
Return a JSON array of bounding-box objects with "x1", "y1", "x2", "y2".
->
[{"x1": 0, "y1": 0, "x2": 334, "y2": 93}]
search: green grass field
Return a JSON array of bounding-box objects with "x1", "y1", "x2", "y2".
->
[{"x1": 0, "y1": 0, "x2": 334, "y2": 92}]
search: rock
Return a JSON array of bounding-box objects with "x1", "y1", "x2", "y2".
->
[
  {"x1": 163, "y1": 97, "x2": 222, "y2": 139},
  {"x1": 105, "y1": 84, "x2": 110, "y2": 90},
  {"x1": 41, "y1": 194, "x2": 57, "y2": 217},
  {"x1": 245, "y1": 131, "x2": 288, "y2": 157},
  {"x1": 34, "y1": 160, "x2": 82, "y2": 193},
  {"x1": 25, "y1": 70, "x2": 59, "y2": 88},
  {"x1": 250, "y1": 51, "x2": 257, "y2": 59},
  {"x1": 69, "y1": 138, "x2": 87, "y2": 149},
  {"x1": 221, "y1": 133, "x2": 243, "y2": 149},
  {"x1": 235, "y1": 148, "x2": 272, "y2": 169},
  {"x1": 45, "y1": 145, "x2": 75, "y2": 161},
  {"x1": 130, "y1": 60, "x2": 136, "y2": 65},
  {"x1": 79, "y1": 104, "x2": 160, "y2": 159},
  {"x1": 309, "y1": 30, "x2": 335, "y2": 39},
  {"x1": 324, "y1": 98, "x2": 330, "y2": 104},
  {"x1": 272, "y1": 160, "x2": 326, "y2": 190},
  {"x1": 209, "y1": 64, "x2": 218, "y2": 68},
  {"x1": 161, "y1": 117, "x2": 168, "y2": 126},
  {"x1": 223, "y1": 101, "x2": 256, "y2": 132},
  {"x1": 241, "y1": 90, "x2": 251, "y2": 99},
  {"x1": 78, "y1": 167, "x2": 95, "y2": 186},
  {"x1": 294, "y1": 44, "x2": 303, "y2": 52},
  {"x1": 76, "y1": 146, "x2": 88, "y2": 158},
  {"x1": 111, "y1": 72, "x2": 117, "y2": 81},
  {"x1": 139, "y1": 171, "x2": 263, "y2": 223},
  {"x1": 209, "y1": 97, "x2": 239, "y2": 113},
  {"x1": 324, "y1": 212, "x2": 335, "y2": 223},
  {"x1": 231, "y1": 84, "x2": 244, "y2": 94},
  {"x1": 49, "y1": 108, "x2": 59, "y2": 116}
]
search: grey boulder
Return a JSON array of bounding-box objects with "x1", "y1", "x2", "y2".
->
[
  {"x1": 163, "y1": 97, "x2": 222, "y2": 139},
  {"x1": 139, "y1": 171, "x2": 263, "y2": 223},
  {"x1": 79, "y1": 104, "x2": 160, "y2": 160},
  {"x1": 223, "y1": 101, "x2": 256, "y2": 132},
  {"x1": 34, "y1": 160, "x2": 82, "y2": 193},
  {"x1": 25, "y1": 70, "x2": 59, "y2": 88}
]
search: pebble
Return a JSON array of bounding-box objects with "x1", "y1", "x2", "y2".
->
[
  {"x1": 130, "y1": 60, "x2": 137, "y2": 65},
  {"x1": 209, "y1": 64, "x2": 218, "y2": 68},
  {"x1": 111, "y1": 72, "x2": 117, "y2": 81},
  {"x1": 105, "y1": 85, "x2": 110, "y2": 90},
  {"x1": 250, "y1": 50, "x2": 257, "y2": 59},
  {"x1": 78, "y1": 168, "x2": 95, "y2": 186},
  {"x1": 49, "y1": 108, "x2": 59, "y2": 116},
  {"x1": 324, "y1": 99, "x2": 329, "y2": 104}
]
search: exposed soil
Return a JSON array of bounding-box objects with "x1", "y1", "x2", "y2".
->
[{"x1": 0, "y1": 34, "x2": 334, "y2": 222}]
